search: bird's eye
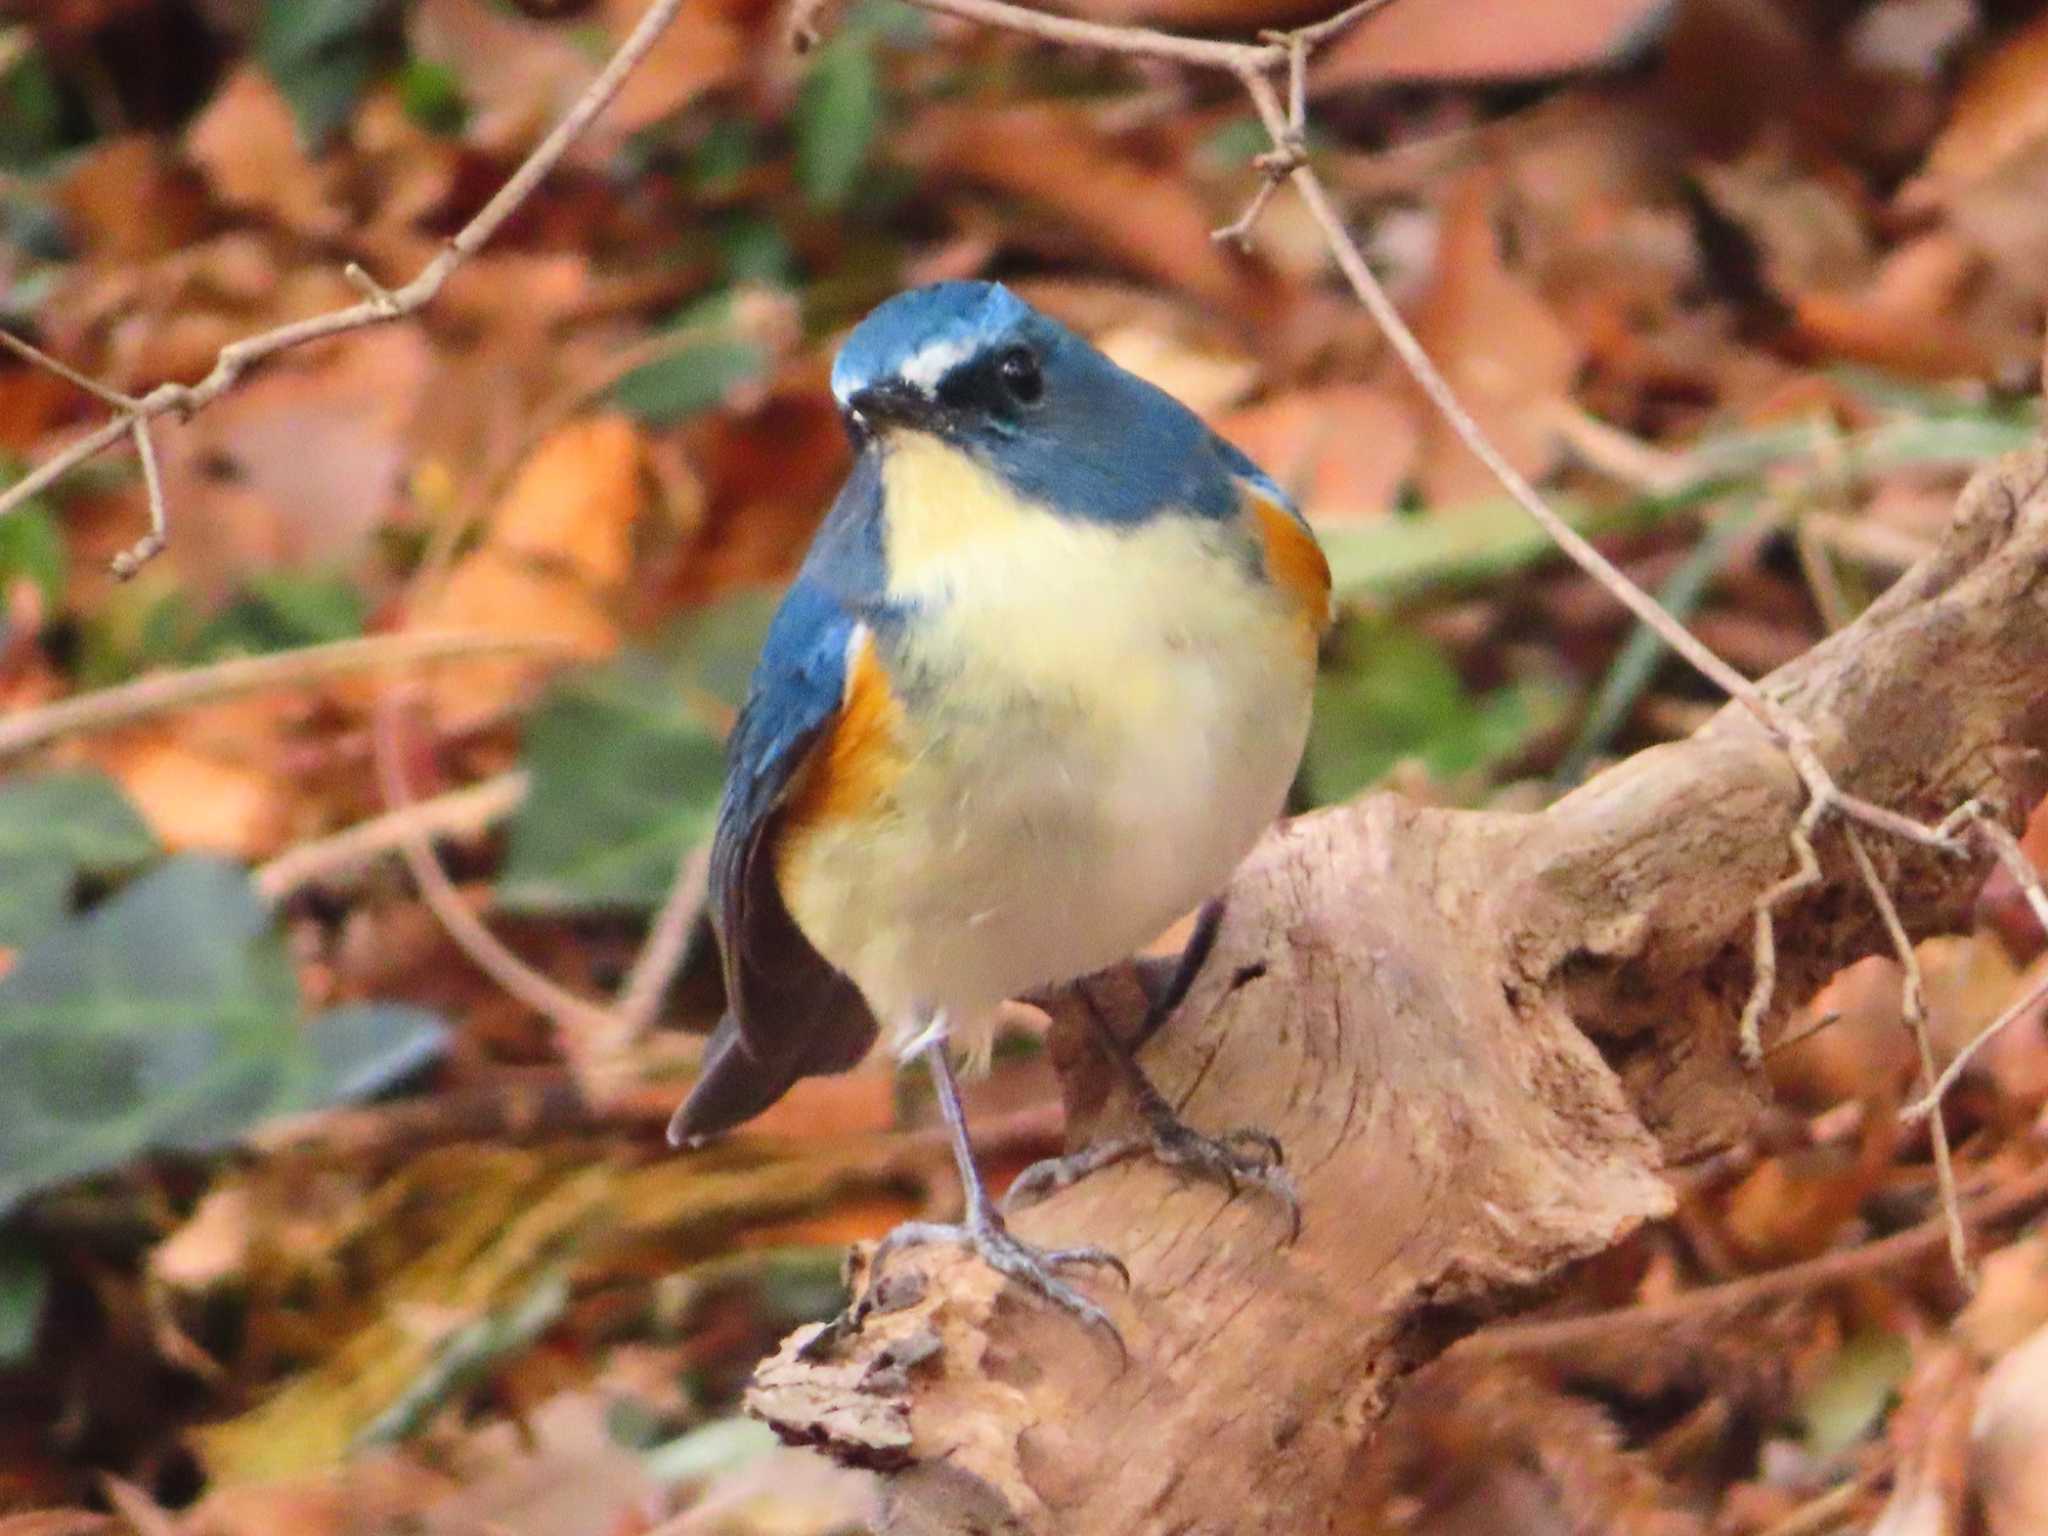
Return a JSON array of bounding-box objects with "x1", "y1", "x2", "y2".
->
[{"x1": 996, "y1": 347, "x2": 1043, "y2": 404}]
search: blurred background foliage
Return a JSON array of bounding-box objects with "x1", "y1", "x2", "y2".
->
[{"x1": 2, "y1": 0, "x2": 2048, "y2": 1532}]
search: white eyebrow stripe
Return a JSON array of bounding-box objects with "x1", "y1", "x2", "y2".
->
[{"x1": 895, "y1": 335, "x2": 977, "y2": 392}]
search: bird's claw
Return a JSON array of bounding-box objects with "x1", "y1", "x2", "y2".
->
[
  {"x1": 829, "y1": 1209, "x2": 1129, "y2": 1356},
  {"x1": 1006, "y1": 1116, "x2": 1302, "y2": 1242}
]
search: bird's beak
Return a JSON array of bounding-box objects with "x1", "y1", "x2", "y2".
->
[{"x1": 845, "y1": 379, "x2": 930, "y2": 436}]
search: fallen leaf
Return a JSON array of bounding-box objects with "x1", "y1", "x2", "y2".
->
[
  {"x1": 407, "y1": 415, "x2": 647, "y2": 724},
  {"x1": 1315, "y1": 0, "x2": 1672, "y2": 88},
  {"x1": 56, "y1": 135, "x2": 210, "y2": 265},
  {"x1": 1406, "y1": 169, "x2": 1582, "y2": 508},
  {"x1": 182, "y1": 66, "x2": 348, "y2": 240},
  {"x1": 1094, "y1": 324, "x2": 1259, "y2": 419},
  {"x1": 1923, "y1": 11, "x2": 2048, "y2": 185},
  {"x1": 1972, "y1": 1323, "x2": 2048, "y2": 1535},
  {"x1": 1219, "y1": 384, "x2": 1418, "y2": 524},
  {"x1": 97, "y1": 731, "x2": 290, "y2": 858},
  {"x1": 160, "y1": 329, "x2": 433, "y2": 596},
  {"x1": 898, "y1": 103, "x2": 1269, "y2": 321}
]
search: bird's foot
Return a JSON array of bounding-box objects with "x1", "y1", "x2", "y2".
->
[
  {"x1": 817, "y1": 1204, "x2": 1129, "y2": 1355},
  {"x1": 1006, "y1": 1112, "x2": 1301, "y2": 1242}
]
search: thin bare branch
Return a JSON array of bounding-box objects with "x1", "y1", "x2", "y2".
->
[
  {"x1": 1739, "y1": 809, "x2": 1824, "y2": 1060},
  {"x1": 253, "y1": 770, "x2": 529, "y2": 905},
  {"x1": 0, "y1": 630, "x2": 578, "y2": 761},
  {"x1": 613, "y1": 844, "x2": 712, "y2": 1034},
  {"x1": 372, "y1": 696, "x2": 625, "y2": 1068},
  {"x1": 1901, "y1": 800, "x2": 2048, "y2": 1119},
  {"x1": 1845, "y1": 823, "x2": 1969, "y2": 1287},
  {"x1": 1462, "y1": 1156, "x2": 2048, "y2": 1357},
  {"x1": 116, "y1": 417, "x2": 167, "y2": 578},
  {"x1": 0, "y1": 0, "x2": 690, "y2": 568},
  {"x1": 0, "y1": 328, "x2": 136, "y2": 409}
]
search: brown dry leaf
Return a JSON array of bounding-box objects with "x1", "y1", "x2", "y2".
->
[
  {"x1": 483, "y1": 414, "x2": 644, "y2": 587},
  {"x1": 898, "y1": 103, "x2": 1266, "y2": 320},
  {"x1": 1315, "y1": 0, "x2": 1670, "y2": 88},
  {"x1": 1220, "y1": 385, "x2": 1418, "y2": 525},
  {"x1": 1095, "y1": 324, "x2": 1259, "y2": 419},
  {"x1": 180, "y1": 1457, "x2": 460, "y2": 1536},
  {"x1": 182, "y1": 67, "x2": 349, "y2": 240},
  {"x1": 1923, "y1": 11, "x2": 2048, "y2": 185},
  {"x1": 1792, "y1": 235, "x2": 2004, "y2": 381},
  {"x1": 1407, "y1": 169, "x2": 1582, "y2": 509},
  {"x1": 57, "y1": 135, "x2": 211, "y2": 265},
  {"x1": 598, "y1": 0, "x2": 749, "y2": 140},
  {"x1": 0, "y1": 1516, "x2": 123, "y2": 1536},
  {"x1": 151, "y1": 1185, "x2": 259, "y2": 1296},
  {"x1": 425, "y1": 1392, "x2": 664, "y2": 1536},
  {"x1": 1873, "y1": 1344, "x2": 1979, "y2": 1536},
  {"x1": 408, "y1": 0, "x2": 744, "y2": 160},
  {"x1": 95, "y1": 730, "x2": 290, "y2": 859},
  {"x1": 405, "y1": 415, "x2": 647, "y2": 723},
  {"x1": 1971, "y1": 1322, "x2": 2048, "y2": 1535},
  {"x1": 1692, "y1": 143, "x2": 1872, "y2": 297},
  {"x1": 1958, "y1": 1233, "x2": 2048, "y2": 1360},
  {"x1": 160, "y1": 329, "x2": 433, "y2": 596},
  {"x1": 1718, "y1": 1140, "x2": 1881, "y2": 1268}
]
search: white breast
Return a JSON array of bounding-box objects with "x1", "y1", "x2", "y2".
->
[{"x1": 780, "y1": 432, "x2": 1316, "y2": 1053}]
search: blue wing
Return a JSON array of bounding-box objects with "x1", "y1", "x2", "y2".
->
[{"x1": 669, "y1": 457, "x2": 890, "y2": 1143}]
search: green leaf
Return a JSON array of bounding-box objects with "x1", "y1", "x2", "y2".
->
[
  {"x1": 1802, "y1": 1329, "x2": 1912, "y2": 1460},
  {"x1": 192, "y1": 570, "x2": 367, "y2": 659},
  {"x1": 0, "y1": 48, "x2": 65, "y2": 172},
  {"x1": 0, "y1": 487, "x2": 65, "y2": 609},
  {"x1": 0, "y1": 772, "x2": 157, "y2": 949},
  {"x1": 0, "y1": 857, "x2": 447, "y2": 1216},
  {"x1": 259, "y1": 0, "x2": 386, "y2": 147},
  {"x1": 305, "y1": 1003, "x2": 448, "y2": 1103},
  {"x1": 499, "y1": 592, "x2": 778, "y2": 912},
  {"x1": 794, "y1": 31, "x2": 881, "y2": 208},
  {"x1": 396, "y1": 58, "x2": 468, "y2": 135},
  {"x1": 1299, "y1": 617, "x2": 1565, "y2": 806},
  {"x1": 612, "y1": 336, "x2": 768, "y2": 425},
  {"x1": 0, "y1": 1238, "x2": 47, "y2": 1365}
]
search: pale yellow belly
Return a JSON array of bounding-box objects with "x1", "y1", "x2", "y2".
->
[{"x1": 779, "y1": 514, "x2": 1316, "y2": 1049}]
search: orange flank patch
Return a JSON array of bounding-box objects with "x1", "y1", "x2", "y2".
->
[
  {"x1": 779, "y1": 626, "x2": 907, "y2": 849},
  {"x1": 1247, "y1": 487, "x2": 1334, "y2": 647}
]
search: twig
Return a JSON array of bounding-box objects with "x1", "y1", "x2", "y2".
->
[
  {"x1": 0, "y1": 0, "x2": 690, "y2": 570},
  {"x1": 1904, "y1": 963, "x2": 2048, "y2": 1120},
  {"x1": 613, "y1": 844, "x2": 712, "y2": 1033},
  {"x1": 1902, "y1": 801, "x2": 2048, "y2": 1119},
  {"x1": 1461, "y1": 1155, "x2": 2048, "y2": 1357},
  {"x1": 253, "y1": 770, "x2": 529, "y2": 905},
  {"x1": 372, "y1": 696, "x2": 626, "y2": 1067},
  {"x1": 1737, "y1": 799, "x2": 1823, "y2": 1059},
  {"x1": 116, "y1": 417, "x2": 167, "y2": 577},
  {"x1": 0, "y1": 327, "x2": 136, "y2": 408},
  {"x1": 0, "y1": 630, "x2": 577, "y2": 760},
  {"x1": 1844, "y1": 823, "x2": 1969, "y2": 1287}
]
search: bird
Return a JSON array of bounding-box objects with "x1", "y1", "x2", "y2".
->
[{"x1": 667, "y1": 280, "x2": 1332, "y2": 1341}]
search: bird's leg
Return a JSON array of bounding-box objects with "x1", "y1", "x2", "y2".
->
[
  {"x1": 1005, "y1": 898, "x2": 1302, "y2": 1240},
  {"x1": 830, "y1": 1032, "x2": 1129, "y2": 1350}
]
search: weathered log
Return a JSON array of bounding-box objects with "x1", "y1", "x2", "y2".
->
[{"x1": 749, "y1": 444, "x2": 2048, "y2": 1535}]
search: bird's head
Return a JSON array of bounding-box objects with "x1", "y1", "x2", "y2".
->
[{"x1": 830, "y1": 281, "x2": 1223, "y2": 526}]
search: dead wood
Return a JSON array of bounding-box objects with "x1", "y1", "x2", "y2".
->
[{"x1": 747, "y1": 443, "x2": 2048, "y2": 1536}]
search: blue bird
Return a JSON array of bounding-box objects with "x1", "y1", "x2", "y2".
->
[{"x1": 668, "y1": 281, "x2": 1331, "y2": 1339}]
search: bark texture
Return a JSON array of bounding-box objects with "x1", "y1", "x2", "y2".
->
[{"x1": 748, "y1": 444, "x2": 2048, "y2": 1535}]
